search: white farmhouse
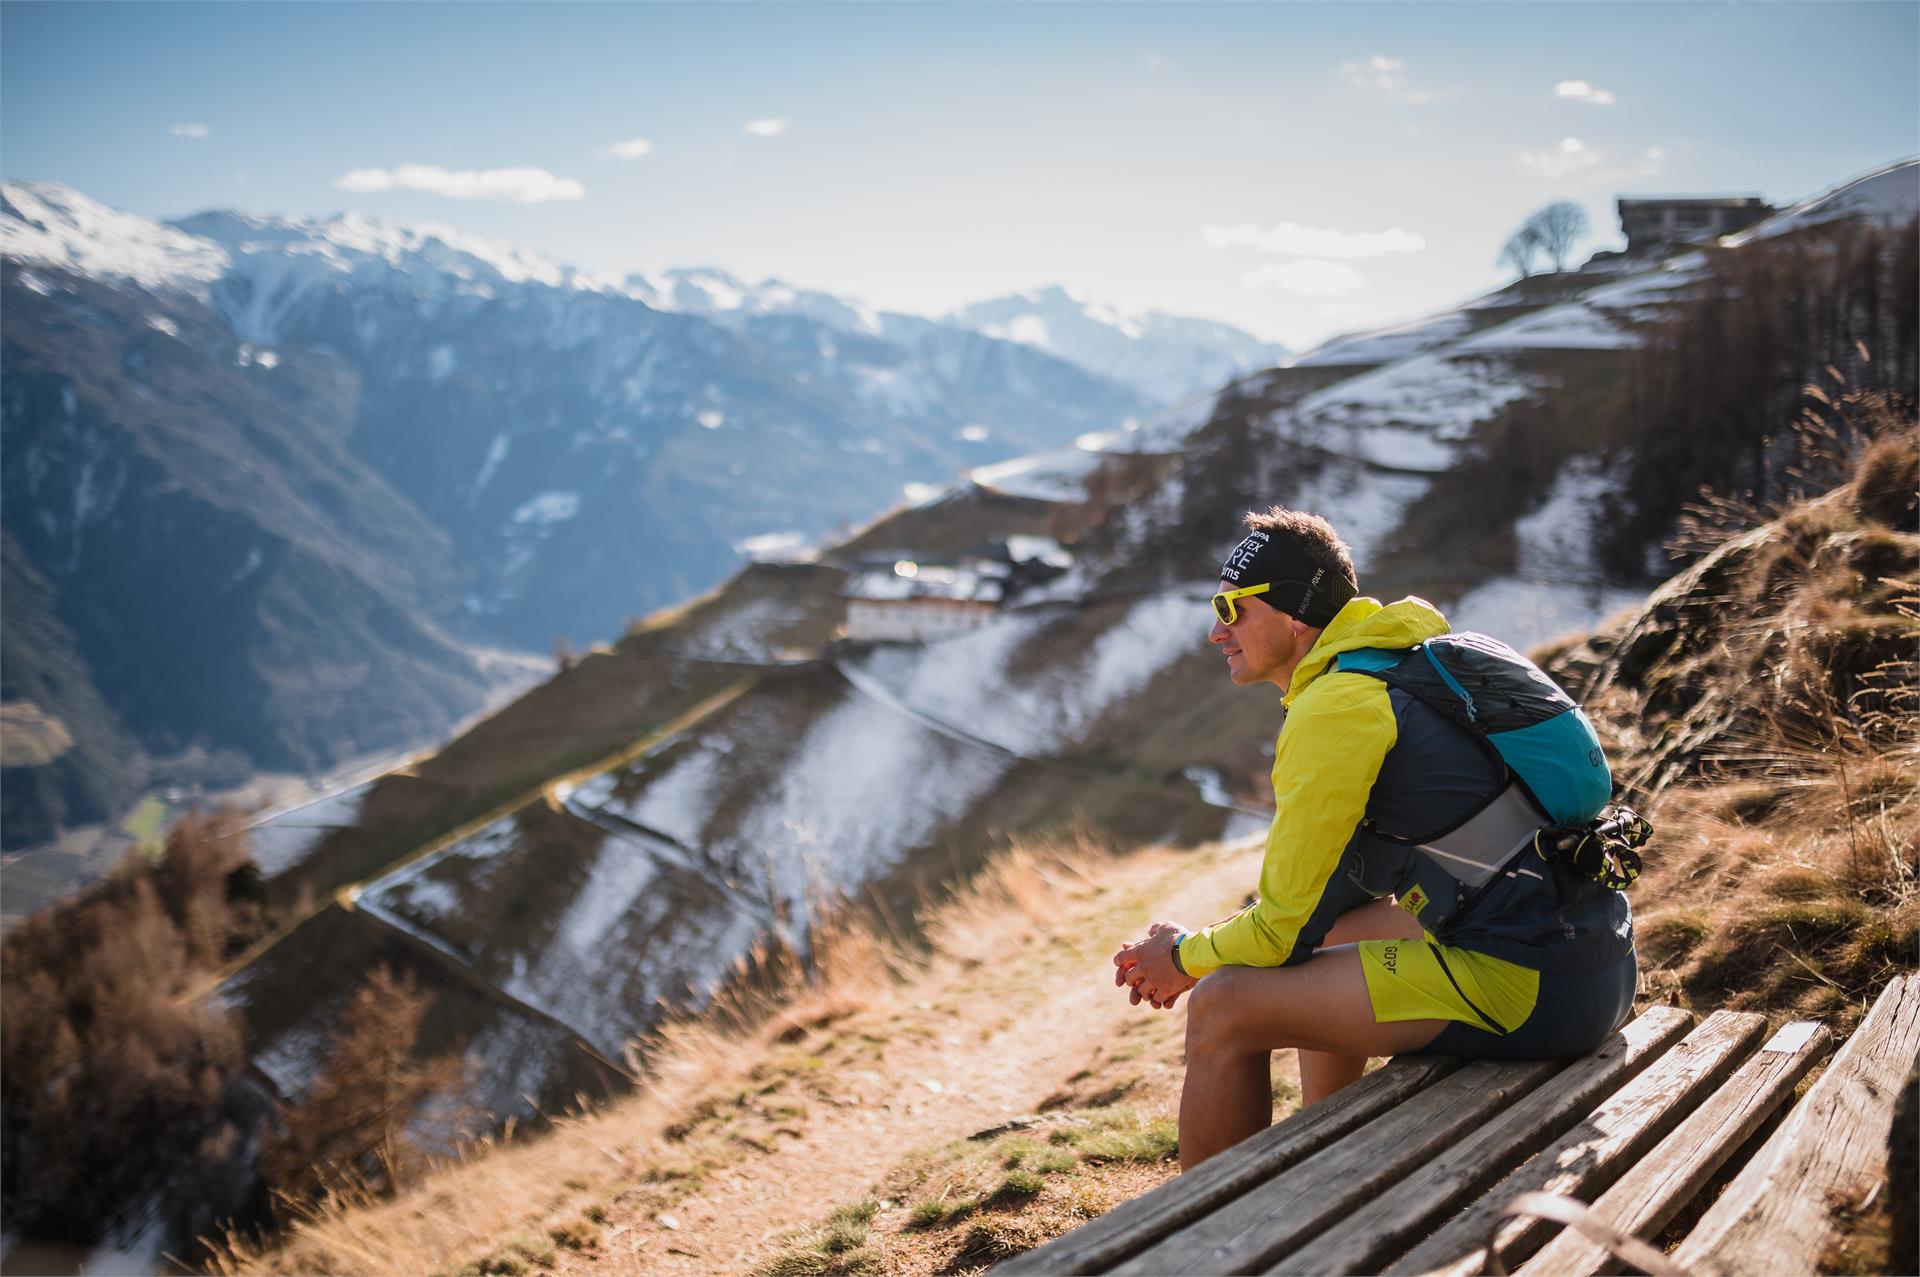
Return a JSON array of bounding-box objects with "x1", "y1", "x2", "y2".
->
[{"x1": 844, "y1": 561, "x2": 1004, "y2": 643}]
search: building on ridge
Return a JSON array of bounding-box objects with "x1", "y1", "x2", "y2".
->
[{"x1": 1617, "y1": 196, "x2": 1772, "y2": 255}]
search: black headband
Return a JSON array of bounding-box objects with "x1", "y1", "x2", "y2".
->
[{"x1": 1219, "y1": 528, "x2": 1356, "y2": 628}]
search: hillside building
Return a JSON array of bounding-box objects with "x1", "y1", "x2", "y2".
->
[
  {"x1": 1617, "y1": 196, "x2": 1771, "y2": 254},
  {"x1": 841, "y1": 535, "x2": 1073, "y2": 643},
  {"x1": 845, "y1": 565, "x2": 1002, "y2": 642}
]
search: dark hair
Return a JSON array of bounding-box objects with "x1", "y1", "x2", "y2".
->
[{"x1": 1241, "y1": 506, "x2": 1358, "y2": 592}]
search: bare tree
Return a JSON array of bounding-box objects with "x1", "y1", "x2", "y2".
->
[
  {"x1": 1532, "y1": 201, "x2": 1592, "y2": 272},
  {"x1": 259, "y1": 964, "x2": 467, "y2": 1211},
  {"x1": 1500, "y1": 224, "x2": 1545, "y2": 279}
]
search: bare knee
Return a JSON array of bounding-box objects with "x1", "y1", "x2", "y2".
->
[{"x1": 1185, "y1": 967, "x2": 1257, "y2": 1057}]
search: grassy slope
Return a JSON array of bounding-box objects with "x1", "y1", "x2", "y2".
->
[
  {"x1": 207, "y1": 832, "x2": 1258, "y2": 1277},
  {"x1": 1542, "y1": 416, "x2": 1919, "y2": 1028},
  {"x1": 213, "y1": 415, "x2": 1919, "y2": 1277}
]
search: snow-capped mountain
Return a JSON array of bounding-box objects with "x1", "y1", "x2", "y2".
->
[
  {"x1": 0, "y1": 181, "x2": 1151, "y2": 849},
  {"x1": 949, "y1": 285, "x2": 1288, "y2": 405},
  {"x1": 601, "y1": 268, "x2": 1284, "y2": 408},
  {"x1": 636, "y1": 266, "x2": 884, "y2": 336}
]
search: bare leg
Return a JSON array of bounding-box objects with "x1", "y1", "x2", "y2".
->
[
  {"x1": 1293, "y1": 898, "x2": 1429, "y2": 1106},
  {"x1": 1180, "y1": 947, "x2": 1445, "y2": 1170},
  {"x1": 1297, "y1": 1048, "x2": 1368, "y2": 1105}
]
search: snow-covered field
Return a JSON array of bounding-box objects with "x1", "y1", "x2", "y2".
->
[
  {"x1": 569, "y1": 740, "x2": 733, "y2": 852},
  {"x1": 1445, "y1": 576, "x2": 1642, "y2": 652},
  {"x1": 566, "y1": 680, "x2": 1017, "y2": 928},
  {"x1": 1291, "y1": 311, "x2": 1476, "y2": 368},
  {"x1": 1096, "y1": 389, "x2": 1220, "y2": 455},
  {"x1": 1725, "y1": 157, "x2": 1919, "y2": 246},
  {"x1": 1456, "y1": 303, "x2": 1638, "y2": 352},
  {"x1": 1270, "y1": 459, "x2": 1432, "y2": 572},
  {"x1": 668, "y1": 592, "x2": 802, "y2": 662},
  {"x1": 1292, "y1": 353, "x2": 1535, "y2": 472},
  {"x1": 1443, "y1": 454, "x2": 1643, "y2": 648},
  {"x1": 967, "y1": 442, "x2": 1109, "y2": 501},
  {"x1": 358, "y1": 805, "x2": 767, "y2": 1055},
  {"x1": 733, "y1": 690, "x2": 1014, "y2": 913},
  {"x1": 245, "y1": 779, "x2": 377, "y2": 875},
  {"x1": 847, "y1": 590, "x2": 1203, "y2": 757}
]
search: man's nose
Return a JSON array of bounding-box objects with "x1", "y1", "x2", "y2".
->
[{"x1": 1209, "y1": 616, "x2": 1230, "y2": 644}]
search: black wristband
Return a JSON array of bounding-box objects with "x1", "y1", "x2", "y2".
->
[{"x1": 1170, "y1": 933, "x2": 1189, "y2": 977}]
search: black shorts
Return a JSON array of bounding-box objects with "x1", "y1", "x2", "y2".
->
[{"x1": 1407, "y1": 948, "x2": 1638, "y2": 1059}]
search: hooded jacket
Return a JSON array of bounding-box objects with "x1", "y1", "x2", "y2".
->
[{"x1": 1177, "y1": 595, "x2": 1632, "y2": 978}]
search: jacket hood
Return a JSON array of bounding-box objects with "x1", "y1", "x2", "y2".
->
[{"x1": 1283, "y1": 595, "x2": 1450, "y2": 706}]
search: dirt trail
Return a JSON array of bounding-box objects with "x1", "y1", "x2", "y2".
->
[{"x1": 562, "y1": 847, "x2": 1257, "y2": 1277}]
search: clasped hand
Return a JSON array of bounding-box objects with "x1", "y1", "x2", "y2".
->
[{"x1": 1112, "y1": 920, "x2": 1198, "y2": 1010}]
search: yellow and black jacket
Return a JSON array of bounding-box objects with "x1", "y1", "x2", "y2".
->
[{"x1": 1177, "y1": 595, "x2": 1633, "y2": 979}]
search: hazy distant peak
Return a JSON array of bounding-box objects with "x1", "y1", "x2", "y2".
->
[
  {"x1": 647, "y1": 266, "x2": 884, "y2": 335},
  {"x1": 0, "y1": 180, "x2": 231, "y2": 293},
  {"x1": 948, "y1": 285, "x2": 1287, "y2": 405}
]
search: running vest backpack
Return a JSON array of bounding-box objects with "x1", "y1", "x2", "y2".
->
[{"x1": 1334, "y1": 633, "x2": 1614, "y2": 892}]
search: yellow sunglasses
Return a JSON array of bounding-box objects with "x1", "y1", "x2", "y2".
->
[{"x1": 1211, "y1": 582, "x2": 1272, "y2": 625}]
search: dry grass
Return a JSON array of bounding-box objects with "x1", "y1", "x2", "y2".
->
[
  {"x1": 757, "y1": 1110, "x2": 1185, "y2": 1277},
  {"x1": 751, "y1": 916, "x2": 1279, "y2": 1277},
  {"x1": 204, "y1": 830, "x2": 1128, "y2": 1276},
  {"x1": 1558, "y1": 396, "x2": 1919, "y2": 1030}
]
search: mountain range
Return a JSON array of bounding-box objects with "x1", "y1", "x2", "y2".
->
[{"x1": 0, "y1": 181, "x2": 1282, "y2": 850}]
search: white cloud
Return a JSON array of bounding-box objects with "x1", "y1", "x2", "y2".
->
[
  {"x1": 1243, "y1": 260, "x2": 1366, "y2": 296},
  {"x1": 1608, "y1": 146, "x2": 1670, "y2": 182},
  {"x1": 1202, "y1": 221, "x2": 1424, "y2": 258},
  {"x1": 1519, "y1": 137, "x2": 1600, "y2": 178},
  {"x1": 169, "y1": 123, "x2": 210, "y2": 139},
  {"x1": 744, "y1": 118, "x2": 789, "y2": 138},
  {"x1": 333, "y1": 164, "x2": 586, "y2": 203},
  {"x1": 605, "y1": 138, "x2": 653, "y2": 159},
  {"x1": 1554, "y1": 80, "x2": 1617, "y2": 106},
  {"x1": 1341, "y1": 54, "x2": 1432, "y2": 104}
]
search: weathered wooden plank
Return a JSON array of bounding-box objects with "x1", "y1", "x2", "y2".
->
[
  {"x1": 1674, "y1": 975, "x2": 1920, "y2": 1277},
  {"x1": 1270, "y1": 1006, "x2": 1696, "y2": 1276},
  {"x1": 992, "y1": 1055, "x2": 1460, "y2": 1275},
  {"x1": 1517, "y1": 1019, "x2": 1833, "y2": 1277},
  {"x1": 1386, "y1": 1008, "x2": 1770, "y2": 1277},
  {"x1": 1110, "y1": 1057, "x2": 1566, "y2": 1276}
]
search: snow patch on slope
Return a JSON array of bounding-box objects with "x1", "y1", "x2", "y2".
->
[
  {"x1": 969, "y1": 442, "x2": 1109, "y2": 500},
  {"x1": 741, "y1": 691, "x2": 1015, "y2": 916},
  {"x1": 1295, "y1": 354, "x2": 1534, "y2": 472},
  {"x1": 1292, "y1": 311, "x2": 1476, "y2": 367},
  {"x1": 1725, "y1": 158, "x2": 1920, "y2": 246},
  {"x1": 1456, "y1": 303, "x2": 1637, "y2": 352},
  {"x1": 850, "y1": 590, "x2": 1201, "y2": 757},
  {"x1": 1098, "y1": 391, "x2": 1219, "y2": 455},
  {"x1": 1581, "y1": 257, "x2": 1706, "y2": 311},
  {"x1": 1446, "y1": 455, "x2": 1642, "y2": 648},
  {"x1": 246, "y1": 780, "x2": 376, "y2": 876},
  {"x1": 573, "y1": 746, "x2": 730, "y2": 849}
]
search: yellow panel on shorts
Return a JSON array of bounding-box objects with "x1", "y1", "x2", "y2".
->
[{"x1": 1358, "y1": 938, "x2": 1541, "y2": 1032}]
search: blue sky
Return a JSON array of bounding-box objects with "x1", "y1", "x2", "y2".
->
[{"x1": 4, "y1": 2, "x2": 1915, "y2": 348}]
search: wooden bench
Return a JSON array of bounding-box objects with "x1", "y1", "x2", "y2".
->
[{"x1": 995, "y1": 974, "x2": 1918, "y2": 1276}]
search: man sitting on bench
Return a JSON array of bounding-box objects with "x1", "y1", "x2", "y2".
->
[{"x1": 1113, "y1": 507, "x2": 1637, "y2": 1170}]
